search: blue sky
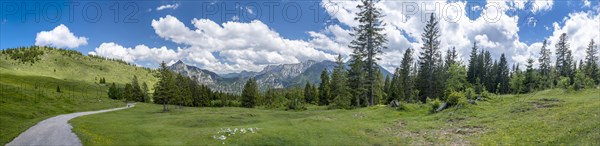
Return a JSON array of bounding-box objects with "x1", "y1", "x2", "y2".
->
[{"x1": 1, "y1": 0, "x2": 598, "y2": 73}]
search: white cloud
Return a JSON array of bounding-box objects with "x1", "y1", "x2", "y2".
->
[
  {"x1": 531, "y1": 0, "x2": 554, "y2": 14},
  {"x1": 583, "y1": 0, "x2": 591, "y2": 8},
  {"x1": 145, "y1": 15, "x2": 335, "y2": 73},
  {"x1": 88, "y1": 42, "x2": 179, "y2": 66},
  {"x1": 156, "y1": 3, "x2": 179, "y2": 11},
  {"x1": 35, "y1": 24, "x2": 88, "y2": 48}
]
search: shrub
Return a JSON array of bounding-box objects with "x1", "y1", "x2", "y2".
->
[
  {"x1": 429, "y1": 98, "x2": 442, "y2": 113},
  {"x1": 446, "y1": 91, "x2": 467, "y2": 106},
  {"x1": 557, "y1": 76, "x2": 571, "y2": 90},
  {"x1": 465, "y1": 88, "x2": 476, "y2": 100}
]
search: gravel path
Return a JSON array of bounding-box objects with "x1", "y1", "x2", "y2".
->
[{"x1": 6, "y1": 104, "x2": 134, "y2": 146}]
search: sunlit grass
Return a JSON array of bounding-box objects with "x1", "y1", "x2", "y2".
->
[{"x1": 71, "y1": 89, "x2": 599, "y2": 145}]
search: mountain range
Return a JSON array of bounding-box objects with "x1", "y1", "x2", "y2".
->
[{"x1": 169, "y1": 60, "x2": 391, "y2": 93}]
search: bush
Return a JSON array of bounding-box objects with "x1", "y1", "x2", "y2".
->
[
  {"x1": 329, "y1": 95, "x2": 352, "y2": 109},
  {"x1": 429, "y1": 98, "x2": 442, "y2": 113},
  {"x1": 558, "y1": 76, "x2": 571, "y2": 90},
  {"x1": 464, "y1": 88, "x2": 476, "y2": 100},
  {"x1": 446, "y1": 91, "x2": 467, "y2": 106},
  {"x1": 286, "y1": 98, "x2": 306, "y2": 111}
]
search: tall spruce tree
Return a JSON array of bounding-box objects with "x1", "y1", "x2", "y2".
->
[
  {"x1": 467, "y1": 42, "x2": 479, "y2": 84},
  {"x1": 348, "y1": 53, "x2": 366, "y2": 107},
  {"x1": 141, "y1": 82, "x2": 149, "y2": 102},
  {"x1": 241, "y1": 78, "x2": 258, "y2": 108},
  {"x1": 131, "y1": 75, "x2": 143, "y2": 102},
  {"x1": 318, "y1": 70, "x2": 331, "y2": 105},
  {"x1": 555, "y1": 33, "x2": 572, "y2": 78},
  {"x1": 398, "y1": 48, "x2": 414, "y2": 102},
  {"x1": 417, "y1": 14, "x2": 443, "y2": 102},
  {"x1": 304, "y1": 81, "x2": 314, "y2": 104},
  {"x1": 538, "y1": 40, "x2": 552, "y2": 89},
  {"x1": 497, "y1": 54, "x2": 510, "y2": 94},
  {"x1": 524, "y1": 58, "x2": 538, "y2": 92},
  {"x1": 330, "y1": 54, "x2": 351, "y2": 108},
  {"x1": 445, "y1": 47, "x2": 459, "y2": 69},
  {"x1": 348, "y1": 0, "x2": 387, "y2": 106},
  {"x1": 584, "y1": 39, "x2": 599, "y2": 84},
  {"x1": 153, "y1": 61, "x2": 176, "y2": 112}
]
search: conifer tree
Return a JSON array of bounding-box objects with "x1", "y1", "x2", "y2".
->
[
  {"x1": 348, "y1": 0, "x2": 387, "y2": 106},
  {"x1": 131, "y1": 75, "x2": 143, "y2": 102},
  {"x1": 497, "y1": 54, "x2": 510, "y2": 94},
  {"x1": 524, "y1": 58, "x2": 538, "y2": 92},
  {"x1": 584, "y1": 39, "x2": 599, "y2": 84},
  {"x1": 538, "y1": 40, "x2": 552, "y2": 89},
  {"x1": 398, "y1": 48, "x2": 414, "y2": 102},
  {"x1": 242, "y1": 78, "x2": 258, "y2": 108},
  {"x1": 318, "y1": 70, "x2": 331, "y2": 105},
  {"x1": 417, "y1": 14, "x2": 443, "y2": 102},
  {"x1": 555, "y1": 33, "x2": 572, "y2": 78},
  {"x1": 153, "y1": 61, "x2": 176, "y2": 112},
  {"x1": 304, "y1": 81, "x2": 314, "y2": 104},
  {"x1": 330, "y1": 55, "x2": 351, "y2": 108},
  {"x1": 348, "y1": 54, "x2": 366, "y2": 107},
  {"x1": 467, "y1": 42, "x2": 479, "y2": 84}
]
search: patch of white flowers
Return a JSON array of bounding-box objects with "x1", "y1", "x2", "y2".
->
[{"x1": 212, "y1": 127, "x2": 260, "y2": 144}]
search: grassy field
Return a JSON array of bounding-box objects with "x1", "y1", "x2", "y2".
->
[
  {"x1": 0, "y1": 47, "x2": 158, "y2": 144},
  {"x1": 71, "y1": 89, "x2": 600, "y2": 145}
]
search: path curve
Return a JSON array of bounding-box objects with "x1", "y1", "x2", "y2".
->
[{"x1": 6, "y1": 103, "x2": 135, "y2": 146}]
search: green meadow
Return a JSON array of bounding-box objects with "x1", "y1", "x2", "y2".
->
[
  {"x1": 0, "y1": 47, "x2": 157, "y2": 144},
  {"x1": 71, "y1": 89, "x2": 599, "y2": 145}
]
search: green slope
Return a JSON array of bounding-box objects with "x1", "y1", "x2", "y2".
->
[
  {"x1": 71, "y1": 89, "x2": 599, "y2": 145},
  {"x1": 0, "y1": 47, "x2": 158, "y2": 144}
]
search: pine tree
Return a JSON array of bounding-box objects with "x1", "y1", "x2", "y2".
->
[
  {"x1": 304, "y1": 81, "x2": 314, "y2": 104},
  {"x1": 56, "y1": 85, "x2": 61, "y2": 93},
  {"x1": 584, "y1": 39, "x2": 599, "y2": 84},
  {"x1": 398, "y1": 48, "x2": 414, "y2": 102},
  {"x1": 108, "y1": 83, "x2": 119, "y2": 99},
  {"x1": 538, "y1": 40, "x2": 552, "y2": 89},
  {"x1": 242, "y1": 78, "x2": 258, "y2": 108},
  {"x1": 123, "y1": 83, "x2": 133, "y2": 102},
  {"x1": 318, "y1": 70, "x2": 331, "y2": 105},
  {"x1": 348, "y1": 0, "x2": 387, "y2": 106},
  {"x1": 417, "y1": 14, "x2": 443, "y2": 102},
  {"x1": 348, "y1": 54, "x2": 366, "y2": 107},
  {"x1": 445, "y1": 47, "x2": 459, "y2": 69},
  {"x1": 374, "y1": 67, "x2": 385, "y2": 105},
  {"x1": 482, "y1": 51, "x2": 494, "y2": 92},
  {"x1": 153, "y1": 61, "x2": 176, "y2": 112},
  {"x1": 383, "y1": 75, "x2": 391, "y2": 102},
  {"x1": 131, "y1": 75, "x2": 143, "y2": 102},
  {"x1": 497, "y1": 54, "x2": 510, "y2": 94},
  {"x1": 510, "y1": 65, "x2": 525, "y2": 94},
  {"x1": 555, "y1": 33, "x2": 572, "y2": 78},
  {"x1": 141, "y1": 82, "x2": 149, "y2": 102},
  {"x1": 330, "y1": 55, "x2": 351, "y2": 109},
  {"x1": 524, "y1": 58, "x2": 538, "y2": 92},
  {"x1": 467, "y1": 42, "x2": 479, "y2": 84}
]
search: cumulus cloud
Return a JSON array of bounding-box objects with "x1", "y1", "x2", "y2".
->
[
  {"x1": 156, "y1": 3, "x2": 179, "y2": 11},
  {"x1": 91, "y1": 15, "x2": 335, "y2": 73},
  {"x1": 88, "y1": 42, "x2": 179, "y2": 66},
  {"x1": 35, "y1": 24, "x2": 88, "y2": 48},
  {"x1": 531, "y1": 0, "x2": 554, "y2": 14}
]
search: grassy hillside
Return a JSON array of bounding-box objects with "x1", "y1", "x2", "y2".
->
[
  {"x1": 71, "y1": 89, "x2": 599, "y2": 145},
  {"x1": 0, "y1": 47, "x2": 158, "y2": 144}
]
